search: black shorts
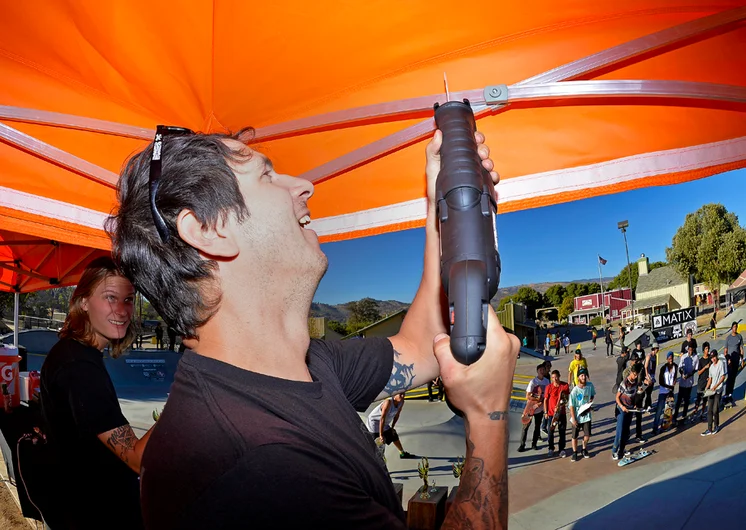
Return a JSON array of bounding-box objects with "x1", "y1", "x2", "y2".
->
[
  {"x1": 372, "y1": 428, "x2": 400, "y2": 445},
  {"x1": 572, "y1": 421, "x2": 591, "y2": 439}
]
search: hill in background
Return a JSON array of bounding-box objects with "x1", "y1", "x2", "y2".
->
[{"x1": 310, "y1": 277, "x2": 614, "y2": 322}]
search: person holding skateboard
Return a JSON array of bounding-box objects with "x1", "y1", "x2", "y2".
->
[
  {"x1": 544, "y1": 370, "x2": 570, "y2": 458},
  {"x1": 605, "y1": 326, "x2": 614, "y2": 357},
  {"x1": 652, "y1": 352, "x2": 678, "y2": 435},
  {"x1": 691, "y1": 342, "x2": 712, "y2": 423},
  {"x1": 518, "y1": 363, "x2": 549, "y2": 452},
  {"x1": 611, "y1": 364, "x2": 642, "y2": 461},
  {"x1": 366, "y1": 394, "x2": 415, "y2": 460},
  {"x1": 673, "y1": 343, "x2": 699, "y2": 426},
  {"x1": 568, "y1": 368, "x2": 595, "y2": 462},
  {"x1": 702, "y1": 349, "x2": 727, "y2": 436}
]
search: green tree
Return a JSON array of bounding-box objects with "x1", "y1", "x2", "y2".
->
[
  {"x1": 543, "y1": 285, "x2": 566, "y2": 308},
  {"x1": 606, "y1": 261, "x2": 666, "y2": 291},
  {"x1": 565, "y1": 283, "x2": 589, "y2": 300},
  {"x1": 497, "y1": 295, "x2": 514, "y2": 311},
  {"x1": 558, "y1": 297, "x2": 574, "y2": 321},
  {"x1": 327, "y1": 320, "x2": 349, "y2": 336},
  {"x1": 345, "y1": 297, "x2": 381, "y2": 330},
  {"x1": 586, "y1": 282, "x2": 601, "y2": 294},
  {"x1": 667, "y1": 203, "x2": 746, "y2": 298},
  {"x1": 512, "y1": 287, "x2": 544, "y2": 317}
]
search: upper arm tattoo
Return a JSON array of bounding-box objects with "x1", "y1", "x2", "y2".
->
[
  {"x1": 105, "y1": 425, "x2": 137, "y2": 464},
  {"x1": 383, "y1": 348, "x2": 416, "y2": 396}
]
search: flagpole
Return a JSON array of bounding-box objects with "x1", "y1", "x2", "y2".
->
[{"x1": 598, "y1": 256, "x2": 606, "y2": 325}]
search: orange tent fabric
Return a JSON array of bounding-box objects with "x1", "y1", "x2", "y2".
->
[{"x1": 1, "y1": 1, "x2": 745, "y2": 292}]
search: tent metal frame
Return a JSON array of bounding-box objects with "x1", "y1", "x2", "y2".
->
[{"x1": 2, "y1": 6, "x2": 746, "y2": 346}]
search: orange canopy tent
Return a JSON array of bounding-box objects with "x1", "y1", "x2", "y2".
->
[{"x1": 1, "y1": 2, "x2": 745, "y2": 300}]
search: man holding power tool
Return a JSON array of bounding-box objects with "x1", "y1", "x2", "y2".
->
[{"x1": 109, "y1": 118, "x2": 518, "y2": 528}]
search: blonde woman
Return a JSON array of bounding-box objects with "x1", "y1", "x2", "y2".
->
[{"x1": 40, "y1": 257, "x2": 151, "y2": 529}]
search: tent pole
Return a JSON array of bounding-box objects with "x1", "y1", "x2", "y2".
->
[{"x1": 13, "y1": 292, "x2": 19, "y2": 348}]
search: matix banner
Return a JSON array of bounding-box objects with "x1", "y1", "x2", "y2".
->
[{"x1": 652, "y1": 307, "x2": 696, "y2": 330}]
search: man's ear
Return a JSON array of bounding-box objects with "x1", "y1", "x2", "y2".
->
[{"x1": 176, "y1": 210, "x2": 239, "y2": 258}]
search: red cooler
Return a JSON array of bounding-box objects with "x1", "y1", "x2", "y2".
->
[{"x1": 0, "y1": 346, "x2": 22, "y2": 408}]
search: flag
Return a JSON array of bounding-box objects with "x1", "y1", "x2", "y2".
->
[{"x1": 598, "y1": 255, "x2": 607, "y2": 265}]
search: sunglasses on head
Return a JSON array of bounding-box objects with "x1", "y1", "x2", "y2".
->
[{"x1": 149, "y1": 125, "x2": 196, "y2": 243}]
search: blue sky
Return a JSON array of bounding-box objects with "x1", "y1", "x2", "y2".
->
[{"x1": 314, "y1": 168, "x2": 746, "y2": 305}]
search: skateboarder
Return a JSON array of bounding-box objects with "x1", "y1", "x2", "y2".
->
[
  {"x1": 614, "y1": 347, "x2": 629, "y2": 392},
  {"x1": 518, "y1": 363, "x2": 550, "y2": 452},
  {"x1": 673, "y1": 343, "x2": 699, "y2": 426},
  {"x1": 702, "y1": 349, "x2": 727, "y2": 436},
  {"x1": 544, "y1": 370, "x2": 570, "y2": 458},
  {"x1": 723, "y1": 321, "x2": 743, "y2": 407},
  {"x1": 630, "y1": 340, "x2": 645, "y2": 373},
  {"x1": 366, "y1": 394, "x2": 415, "y2": 459},
  {"x1": 568, "y1": 368, "x2": 595, "y2": 462},
  {"x1": 568, "y1": 349, "x2": 589, "y2": 389},
  {"x1": 680, "y1": 328, "x2": 698, "y2": 355},
  {"x1": 642, "y1": 343, "x2": 659, "y2": 412},
  {"x1": 605, "y1": 326, "x2": 614, "y2": 357},
  {"x1": 652, "y1": 352, "x2": 677, "y2": 435},
  {"x1": 692, "y1": 342, "x2": 712, "y2": 422},
  {"x1": 611, "y1": 364, "x2": 642, "y2": 460}
]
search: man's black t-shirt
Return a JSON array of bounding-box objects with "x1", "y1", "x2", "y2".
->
[
  {"x1": 40, "y1": 338, "x2": 143, "y2": 529},
  {"x1": 697, "y1": 356, "x2": 711, "y2": 392},
  {"x1": 681, "y1": 338, "x2": 698, "y2": 354},
  {"x1": 141, "y1": 338, "x2": 403, "y2": 529}
]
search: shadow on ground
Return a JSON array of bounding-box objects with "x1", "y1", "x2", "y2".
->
[{"x1": 567, "y1": 449, "x2": 746, "y2": 529}]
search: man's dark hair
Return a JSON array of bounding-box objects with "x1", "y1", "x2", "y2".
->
[
  {"x1": 551, "y1": 369, "x2": 560, "y2": 377},
  {"x1": 106, "y1": 129, "x2": 253, "y2": 338},
  {"x1": 703, "y1": 341, "x2": 710, "y2": 350},
  {"x1": 630, "y1": 364, "x2": 641, "y2": 374},
  {"x1": 537, "y1": 363, "x2": 546, "y2": 373}
]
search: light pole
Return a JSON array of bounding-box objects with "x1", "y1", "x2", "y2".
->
[{"x1": 618, "y1": 220, "x2": 635, "y2": 327}]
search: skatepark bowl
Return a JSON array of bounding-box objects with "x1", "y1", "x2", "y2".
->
[{"x1": 6, "y1": 331, "x2": 746, "y2": 529}]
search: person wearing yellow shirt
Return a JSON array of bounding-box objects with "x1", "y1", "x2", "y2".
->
[{"x1": 568, "y1": 348, "x2": 589, "y2": 388}]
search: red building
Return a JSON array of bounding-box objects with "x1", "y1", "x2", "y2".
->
[{"x1": 570, "y1": 288, "x2": 632, "y2": 324}]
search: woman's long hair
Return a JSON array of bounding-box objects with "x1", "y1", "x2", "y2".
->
[{"x1": 59, "y1": 256, "x2": 136, "y2": 358}]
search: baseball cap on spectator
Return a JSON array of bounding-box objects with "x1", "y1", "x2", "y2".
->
[
  {"x1": 577, "y1": 368, "x2": 589, "y2": 377},
  {"x1": 710, "y1": 349, "x2": 719, "y2": 358},
  {"x1": 622, "y1": 346, "x2": 629, "y2": 353},
  {"x1": 687, "y1": 328, "x2": 693, "y2": 335},
  {"x1": 652, "y1": 342, "x2": 660, "y2": 350}
]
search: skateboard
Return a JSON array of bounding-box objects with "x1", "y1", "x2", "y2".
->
[
  {"x1": 522, "y1": 393, "x2": 542, "y2": 425},
  {"x1": 661, "y1": 395, "x2": 675, "y2": 431},
  {"x1": 618, "y1": 449, "x2": 653, "y2": 467},
  {"x1": 550, "y1": 395, "x2": 568, "y2": 430}
]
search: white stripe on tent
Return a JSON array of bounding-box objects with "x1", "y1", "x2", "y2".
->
[
  {"x1": 2, "y1": 135, "x2": 745, "y2": 239},
  {"x1": 311, "y1": 135, "x2": 746, "y2": 237},
  {"x1": 0, "y1": 186, "x2": 108, "y2": 230}
]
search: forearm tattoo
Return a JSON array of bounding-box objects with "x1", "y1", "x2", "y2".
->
[
  {"x1": 442, "y1": 420, "x2": 509, "y2": 529},
  {"x1": 489, "y1": 411, "x2": 509, "y2": 420},
  {"x1": 383, "y1": 348, "x2": 415, "y2": 395},
  {"x1": 106, "y1": 425, "x2": 137, "y2": 464}
]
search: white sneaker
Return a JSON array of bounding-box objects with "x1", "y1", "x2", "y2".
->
[
  {"x1": 612, "y1": 452, "x2": 619, "y2": 461},
  {"x1": 559, "y1": 450, "x2": 567, "y2": 458}
]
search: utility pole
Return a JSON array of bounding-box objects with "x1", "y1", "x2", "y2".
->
[{"x1": 618, "y1": 220, "x2": 635, "y2": 327}]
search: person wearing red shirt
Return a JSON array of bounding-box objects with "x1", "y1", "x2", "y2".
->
[{"x1": 544, "y1": 370, "x2": 570, "y2": 458}]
